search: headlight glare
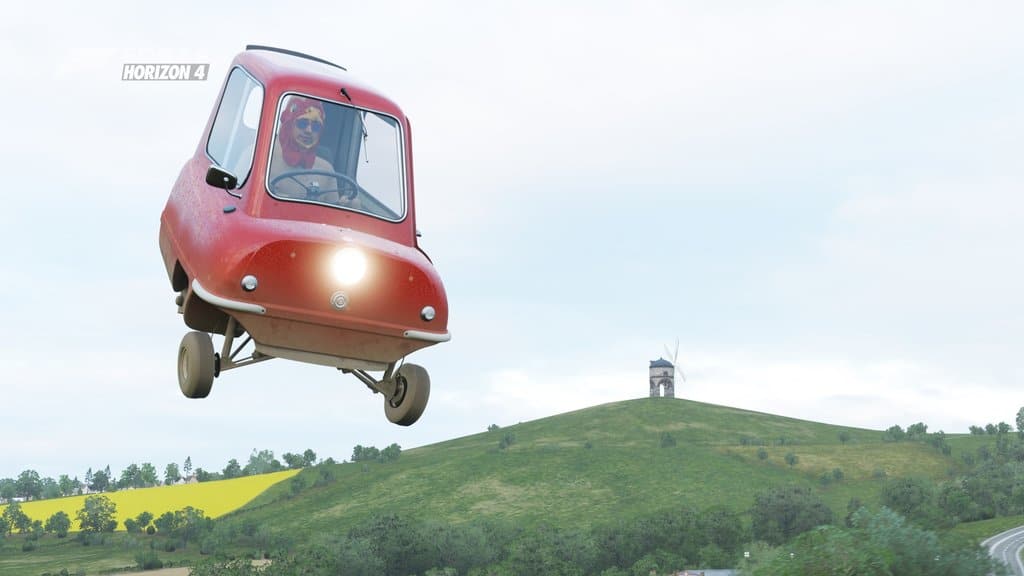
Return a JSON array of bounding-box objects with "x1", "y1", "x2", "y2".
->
[{"x1": 332, "y1": 247, "x2": 367, "y2": 286}]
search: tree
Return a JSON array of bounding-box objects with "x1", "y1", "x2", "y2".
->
[
  {"x1": 195, "y1": 468, "x2": 221, "y2": 482},
  {"x1": 884, "y1": 425, "x2": 906, "y2": 442},
  {"x1": 0, "y1": 515, "x2": 9, "y2": 538},
  {"x1": 136, "y1": 511, "x2": 154, "y2": 531},
  {"x1": 751, "y1": 486, "x2": 834, "y2": 546},
  {"x1": 3, "y1": 501, "x2": 31, "y2": 534},
  {"x1": 906, "y1": 422, "x2": 928, "y2": 438},
  {"x1": 41, "y1": 476, "x2": 61, "y2": 499},
  {"x1": 140, "y1": 463, "x2": 159, "y2": 487},
  {"x1": 58, "y1": 474, "x2": 78, "y2": 497},
  {"x1": 379, "y1": 443, "x2": 402, "y2": 463},
  {"x1": 77, "y1": 495, "x2": 117, "y2": 533},
  {"x1": 244, "y1": 449, "x2": 282, "y2": 475},
  {"x1": 785, "y1": 452, "x2": 799, "y2": 467},
  {"x1": 282, "y1": 452, "x2": 306, "y2": 469},
  {"x1": 881, "y1": 477, "x2": 935, "y2": 522},
  {"x1": 352, "y1": 445, "x2": 381, "y2": 462},
  {"x1": 119, "y1": 463, "x2": 142, "y2": 489},
  {"x1": 970, "y1": 425, "x2": 986, "y2": 435},
  {"x1": 222, "y1": 458, "x2": 243, "y2": 479},
  {"x1": 176, "y1": 507, "x2": 214, "y2": 548},
  {"x1": 302, "y1": 448, "x2": 317, "y2": 466},
  {"x1": 152, "y1": 507, "x2": 213, "y2": 548},
  {"x1": 15, "y1": 469, "x2": 43, "y2": 500},
  {"x1": 164, "y1": 462, "x2": 181, "y2": 485},
  {"x1": 154, "y1": 511, "x2": 176, "y2": 534},
  {"x1": 838, "y1": 431, "x2": 851, "y2": 444},
  {"x1": 998, "y1": 421, "x2": 1012, "y2": 435},
  {"x1": 0, "y1": 478, "x2": 15, "y2": 502},
  {"x1": 89, "y1": 468, "x2": 111, "y2": 492},
  {"x1": 183, "y1": 456, "x2": 193, "y2": 478}
]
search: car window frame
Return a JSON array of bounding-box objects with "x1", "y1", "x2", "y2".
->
[
  {"x1": 205, "y1": 66, "x2": 265, "y2": 188},
  {"x1": 265, "y1": 91, "x2": 409, "y2": 223}
]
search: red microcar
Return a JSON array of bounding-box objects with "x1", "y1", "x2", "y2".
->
[{"x1": 158, "y1": 46, "x2": 449, "y2": 426}]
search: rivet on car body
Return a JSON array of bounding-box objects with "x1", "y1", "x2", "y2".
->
[
  {"x1": 241, "y1": 275, "x2": 258, "y2": 292},
  {"x1": 421, "y1": 306, "x2": 436, "y2": 321}
]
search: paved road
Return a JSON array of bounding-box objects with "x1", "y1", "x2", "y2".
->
[{"x1": 985, "y1": 525, "x2": 1024, "y2": 575}]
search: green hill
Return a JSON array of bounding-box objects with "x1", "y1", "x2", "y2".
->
[{"x1": 227, "y1": 397, "x2": 981, "y2": 540}]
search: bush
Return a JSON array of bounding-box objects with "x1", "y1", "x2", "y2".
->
[
  {"x1": 135, "y1": 550, "x2": 163, "y2": 570},
  {"x1": 757, "y1": 447, "x2": 768, "y2": 460},
  {"x1": 660, "y1": 432, "x2": 677, "y2": 448},
  {"x1": 289, "y1": 475, "x2": 308, "y2": 497},
  {"x1": 498, "y1": 432, "x2": 517, "y2": 451}
]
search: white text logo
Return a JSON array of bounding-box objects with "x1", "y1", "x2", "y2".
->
[{"x1": 122, "y1": 63, "x2": 209, "y2": 81}]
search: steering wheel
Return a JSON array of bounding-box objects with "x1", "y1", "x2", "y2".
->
[{"x1": 270, "y1": 169, "x2": 361, "y2": 201}]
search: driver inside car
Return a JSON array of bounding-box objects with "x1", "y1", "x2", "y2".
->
[{"x1": 269, "y1": 96, "x2": 361, "y2": 208}]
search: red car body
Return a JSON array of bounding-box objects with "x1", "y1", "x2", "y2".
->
[{"x1": 159, "y1": 47, "x2": 449, "y2": 384}]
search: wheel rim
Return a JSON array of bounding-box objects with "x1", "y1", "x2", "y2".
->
[
  {"x1": 179, "y1": 348, "x2": 190, "y2": 383},
  {"x1": 388, "y1": 375, "x2": 408, "y2": 408}
]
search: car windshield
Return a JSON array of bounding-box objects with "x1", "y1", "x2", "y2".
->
[{"x1": 266, "y1": 93, "x2": 406, "y2": 221}]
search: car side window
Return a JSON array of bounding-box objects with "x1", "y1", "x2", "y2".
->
[{"x1": 206, "y1": 67, "x2": 263, "y2": 186}]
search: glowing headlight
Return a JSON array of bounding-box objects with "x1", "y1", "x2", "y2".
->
[{"x1": 331, "y1": 247, "x2": 367, "y2": 286}]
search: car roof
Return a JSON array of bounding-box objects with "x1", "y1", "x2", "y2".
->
[{"x1": 234, "y1": 46, "x2": 403, "y2": 115}]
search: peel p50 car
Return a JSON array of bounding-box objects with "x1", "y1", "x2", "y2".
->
[{"x1": 158, "y1": 46, "x2": 449, "y2": 426}]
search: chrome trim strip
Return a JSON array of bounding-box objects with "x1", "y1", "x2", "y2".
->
[
  {"x1": 192, "y1": 279, "x2": 267, "y2": 315},
  {"x1": 404, "y1": 330, "x2": 451, "y2": 343},
  {"x1": 254, "y1": 343, "x2": 387, "y2": 371}
]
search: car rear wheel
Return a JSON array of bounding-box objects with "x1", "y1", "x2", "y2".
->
[
  {"x1": 385, "y1": 363, "x2": 430, "y2": 426},
  {"x1": 178, "y1": 331, "x2": 215, "y2": 398}
]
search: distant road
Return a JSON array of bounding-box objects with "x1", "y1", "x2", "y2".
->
[{"x1": 985, "y1": 525, "x2": 1024, "y2": 575}]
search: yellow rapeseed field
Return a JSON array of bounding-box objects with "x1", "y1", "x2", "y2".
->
[{"x1": 0, "y1": 469, "x2": 299, "y2": 532}]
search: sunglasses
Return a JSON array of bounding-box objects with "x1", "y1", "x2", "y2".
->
[{"x1": 295, "y1": 118, "x2": 323, "y2": 133}]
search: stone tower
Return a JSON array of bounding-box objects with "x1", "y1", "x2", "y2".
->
[{"x1": 649, "y1": 358, "x2": 675, "y2": 398}]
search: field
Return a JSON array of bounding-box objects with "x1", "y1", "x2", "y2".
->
[
  {"x1": 227, "y1": 397, "x2": 986, "y2": 539},
  {"x1": 0, "y1": 469, "x2": 299, "y2": 531}
]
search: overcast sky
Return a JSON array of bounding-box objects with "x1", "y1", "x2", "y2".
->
[{"x1": 1, "y1": 1, "x2": 1022, "y2": 481}]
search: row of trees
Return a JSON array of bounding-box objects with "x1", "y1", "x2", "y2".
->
[
  {"x1": 747, "y1": 507, "x2": 1000, "y2": 575},
  {"x1": 0, "y1": 448, "x2": 323, "y2": 503},
  {"x1": 188, "y1": 501, "x2": 996, "y2": 576},
  {"x1": 1, "y1": 493, "x2": 214, "y2": 548},
  {"x1": 351, "y1": 444, "x2": 402, "y2": 463}
]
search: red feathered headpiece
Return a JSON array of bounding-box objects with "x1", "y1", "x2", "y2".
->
[{"x1": 278, "y1": 96, "x2": 326, "y2": 169}]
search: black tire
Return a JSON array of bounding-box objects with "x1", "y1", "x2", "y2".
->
[
  {"x1": 385, "y1": 364, "x2": 430, "y2": 426},
  {"x1": 178, "y1": 331, "x2": 215, "y2": 398}
]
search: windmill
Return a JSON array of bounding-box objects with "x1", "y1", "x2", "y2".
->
[{"x1": 649, "y1": 339, "x2": 686, "y2": 398}]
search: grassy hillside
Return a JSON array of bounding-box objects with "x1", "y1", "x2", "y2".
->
[
  {"x1": 2, "y1": 398, "x2": 1000, "y2": 575},
  {"x1": 1, "y1": 469, "x2": 299, "y2": 531},
  {"x1": 229, "y1": 397, "x2": 976, "y2": 540}
]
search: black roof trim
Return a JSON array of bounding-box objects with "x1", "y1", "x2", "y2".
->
[{"x1": 245, "y1": 45, "x2": 347, "y2": 71}]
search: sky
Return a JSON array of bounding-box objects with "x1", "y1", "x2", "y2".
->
[{"x1": 1, "y1": 1, "x2": 1022, "y2": 481}]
